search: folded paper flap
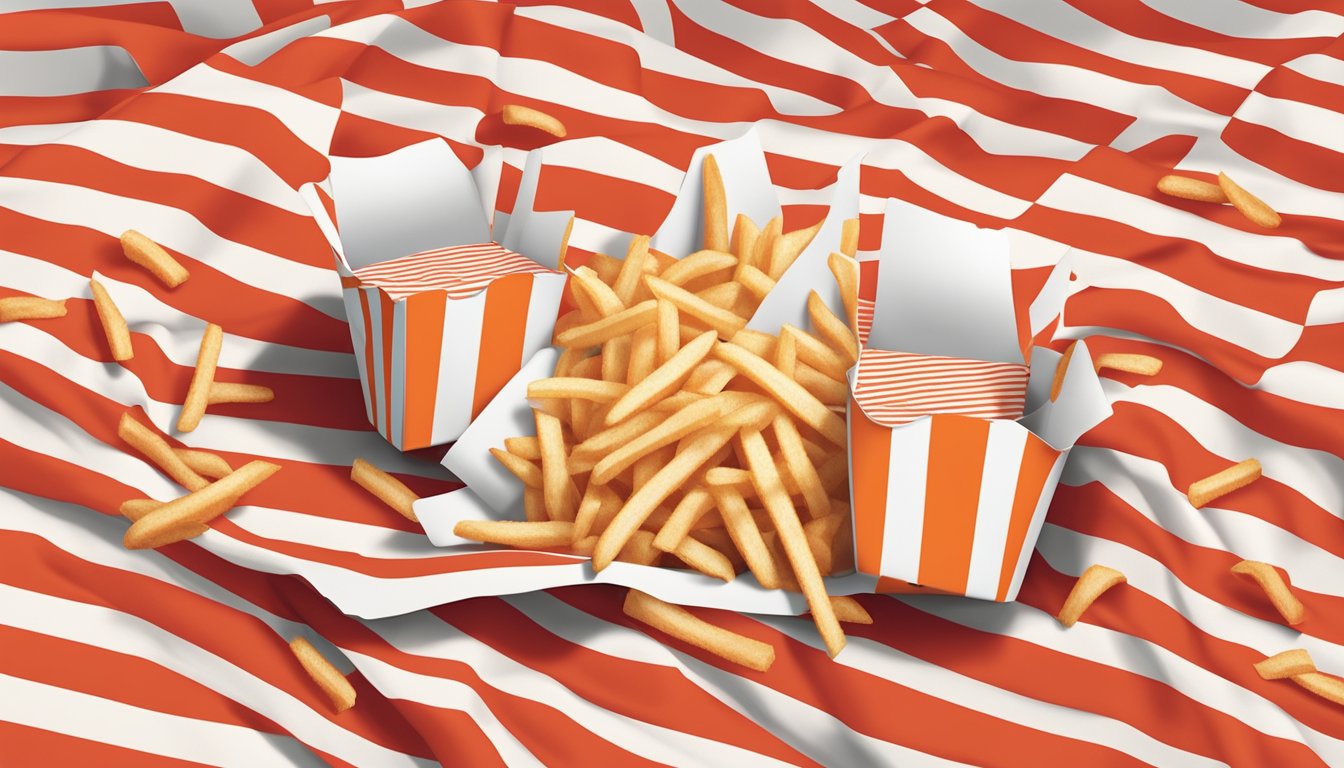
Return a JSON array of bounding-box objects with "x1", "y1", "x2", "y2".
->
[
  {"x1": 852, "y1": 349, "x2": 1029, "y2": 427},
  {"x1": 414, "y1": 487, "x2": 520, "y2": 548},
  {"x1": 442, "y1": 347, "x2": 560, "y2": 513},
  {"x1": 299, "y1": 182, "x2": 346, "y2": 271},
  {"x1": 650, "y1": 126, "x2": 781, "y2": 260},
  {"x1": 869, "y1": 199, "x2": 1024, "y2": 365},
  {"x1": 747, "y1": 153, "x2": 862, "y2": 335},
  {"x1": 501, "y1": 147, "x2": 574, "y2": 270},
  {"x1": 327, "y1": 139, "x2": 491, "y2": 271},
  {"x1": 350, "y1": 242, "x2": 556, "y2": 301},
  {"x1": 1023, "y1": 244, "x2": 1076, "y2": 341},
  {"x1": 1019, "y1": 339, "x2": 1112, "y2": 450}
]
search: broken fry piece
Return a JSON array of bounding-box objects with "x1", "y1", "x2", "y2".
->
[
  {"x1": 173, "y1": 447, "x2": 232, "y2": 479},
  {"x1": 1231, "y1": 560, "x2": 1304, "y2": 625},
  {"x1": 121, "y1": 230, "x2": 189, "y2": 288},
  {"x1": 1057, "y1": 564, "x2": 1126, "y2": 627},
  {"x1": 289, "y1": 637, "x2": 357, "y2": 713},
  {"x1": 1095, "y1": 353, "x2": 1162, "y2": 377},
  {"x1": 90, "y1": 278, "x2": 133, "y2": 361},
  {"x1": 1156, "y1": 175, "x2": 1228, "y2": 204},
  {"x1": 178, "y1": 324, "x2": 221, "y2": 432},
  {"x1": 1218, "y1": 172, "x2": 1281, "y2": 229},
  {"x1": 123, "y1": 460, "x2": 281, "y2": 549},
  {"x1": 351, "y1": 458, "x2": 419, "y2": 522},
  {"x1": 501, "y1": 104, "x2": 566, "y2": 137},
  {"x1": 1291, "y1": 672, "x2": 1344, "y2": 707},
  {"x1": 623, "y1": 589, "x2": 775, "y2": 672},
  {"x1": 0, "y1": 296, "x2": 66, "y2": 323},
  {"x1": 1188, "y1": 459, "x2": 1261, "y2": 508},
  {"x1": 208, "y1": 382, "x2": 275, "y2": 405},
  {"x1": 829, "y1": 596, "x2": 872, "y2": 624},
  {"x1": 1255, "y1": 649, "x2": 1315, "y2": 680}
]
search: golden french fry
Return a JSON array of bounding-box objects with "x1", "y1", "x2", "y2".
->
[
  {"x1": 173, "y1": 448, "x2": 232, "y2": 480},
  {"x1": 704, "y1": 466, "x2": 752, "y2": 489},
  {"x1": 351, "y1": 458, "x2": 419, "y2": 522},
  {"x1": 572, "y1": 535, "x2": 598, "y2": 556},
  {"x1": 729, "y1": 328, "x2": 775, "y2": 358},
  {"x1": 773, "y1": 328, "x2": 799, "y2": 378},
  {"x1": 556, "y1": 299, "x2": 657, "y2": 348},
  {"x1": 592, "y1": 396, "x2": 725, "y2": 485},
  {"x1": 702, "y1": 155, "x2": 728, "y2": 252},
  {"x1": 807, "y1": 291, "x2": 858, "y2": 366},
  {"x1": 743, "y1": 216, "x2": 781, "y2": 275},
  {"x1": 827, "y1": 252, "x2": 859, "y2": 332},
  {"x1": 784, "y1": 324, "x2": 849, "y2": 380},
  {"x1": 624, "y1": 589, "x2": 774, "y2": 671},
  {"x1": 1231, "y1": 560, "x2": 1304, "y2": 625},
  {"x1": 1188, "y1": 459, "x2": 1261, "y2": 508},
  {"x1": 713, "y1": 342, "x2": 847, "y2": 445},
  {"x1": 805, "y1": 523, "x2": 834, "y2": 575},
  {"x1": 1291, "y1": 672, "x2": 1344, "y2": 707},
  {"x1": 570, "y1": 410, "x2": 665, "y2": 470},
  {"x1": 523, "y1": 486, "x2": 546, "y2": 522},
  {"x1": 626, "y1": 323, "x2": 658, "y2": 385},
  {"x1": 208, "y1": 382, "x2": 274, "y2": 405},
  {"x1": 656, "y1": 299, "x2": 679, "y2": 364},
  {"x1": 534, "y1": 410, "x2": 576, "y2": 522},
  {"x1": 730, "y1": 214, "x2": 759, "y2": 266},
  {"x1": 501, "y1": 104, "x2": 566, "y2": 137},
  {"x1": 672, "y1": 535, "x2": 735, "y2": 582},
  {"x1": 1050, "y1": 341, "x2": 1076, "y2": 403},
  {"x1": 586, "y1": 252, "x2": 622, "y2": 283},
  {"x1": 612, "y1": 235, "x2": 652, "y2": 306},
  {"x1": 772, "y1": 414, "x2": 829, "y2": 520},
  {"x1": 572, "y1": 484, "x2": 610, "y2": 541},
  {"x1": 652, "y1": 488, "x2": 715, "y2": 553},
  {"x1": 491, "y1": 447, "x2": 543, "y2": 487},
  {"x1": 123, "y1": 460, "x2": 281, "y2": 549},
  {"x1": 119, "y1": 498, "x2": 208, "y2": 538},
  {"x1": 289, "y1": 637, "x2": 357, "y2": 713},
  {"x1": 829, "y1": 596, "x2": 872, "y2": 625},
  {"x1": 1255, "y1": 649, "x2": 1315, "y2": 680},
  {"x1": 178, "y1": 323, "x2": 222, "y2": 432},
  {"x1": 1156, "y1": 175, "x2": 1228, "y2": 204},
  {"x1": 90, "y1": 278, "x2": 133, "y2": 361},
  {"x1": 794, "y1": 362, "x2": 848, "y2": 407},
  {"x1": 118, "y1": 412, "x2": 209, "y2": 492},
  {"x1": 767, "y1": 221, "x2": 822, "y2": 280},
  {"x1": 695, "y1": 281, "x2": 743, "y2": 312},
  {"x1": 121, "y1": 230, "x2": 189, "y2": 288},
  {"x1": 605, "y1": 330, "x2": 717, "y2": 425},
  {"x1": 504, "y1": 436, "x2": 541, "y2": 461},
  {"x1": 0, "y1": 296, "x2": 66, "y2": 323},
  {"x1": 736, "y1": 264, "x2": 776, "y2": 301},
  {"x1": 741, "y1": 429, "x2": 845, "y2": 657},
  {"x1": 527, "y1": 377, "x2": 628, "y2": 402},
  {"x1": 571, "y1": 266, "x2": 625, "y2": 315},
  {"x1": 839, "y1": 218, "x2": 859, "y2": 258},
  {"x1": 1057, "y1": 565, "x2": 1126, "y2": 627},
  {"x1": 661, "y1": 250, "x2": 737, "y2": 287},
  {"x1": 646, "y1": 276, "x2": 746, "y2": 339},
  {"x1": 1219, "y1": 172, "x2": 1281, "y2": 228},
  {"x1": 601, "y1": 335, "x2": 632, "y2": 382},
  {"x1": 616, "y1": 530, "x2": 662, "y2": 566},
  {"x1": 454, "y1": 519, "x2": 575, "y2": 548},
  {"x1": 1095, "y1": 353, "x2": 1162, "y2": 377},
  {"x1": 684, "y1": 360, "x2": 736, "y2": 395}
]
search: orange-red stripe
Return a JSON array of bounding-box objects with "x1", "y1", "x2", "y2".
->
[
  {"x1": 918, "y1": 415, "x2": 989, "y2": 594},
  {"x1": 996, "y1": 433, "x2": 1061, "y2": 601},
  {"x1": 402, "y1": 291, "x2": 447, "y2": 450},
  {"x1": 848, "y1": 398, "x2": 892, "y2": 577},
  {"x1": 471, "y1": 273, "x2": 534, "y2": 420}
]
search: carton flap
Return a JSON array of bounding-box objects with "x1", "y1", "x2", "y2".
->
[
  {"x1": 298, "y1": 181, "x2": 344, "y2": 266},
  {"x1": 1019, "y1": 340, "x2": 1112, "y2": 450},
  {"x1": 414, "y1": 487, "x2": 518, "y2": 548},
  {"x1": 650, "y1": 126, "x2": 781, "y2": 259},
  {"x1": 329, "y1": 139, "x2": 490, "y2": 271},
  {"x1": 501, "y1": 146, "x2": 574, "y2": 271},
  {"x1": 869, "y1": 199, "x2": 1024, "y2": 365}
]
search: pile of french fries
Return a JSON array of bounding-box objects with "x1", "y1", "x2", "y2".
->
[{"x1": 454, "y1": 155, "x2": 868, "y2": 666}]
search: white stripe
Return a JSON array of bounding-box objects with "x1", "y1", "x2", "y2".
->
[
  {"x1": 1285, "y1": 53, "x2": 1344, "y2": 87},
  {"x1": 1255, "y1": 361, "x2": 1344, "y2": 411},
  {"x1": 880, "y1": 417, "x2": 930, "y2": 583},
  {"x1": 228, "y1": 506, "x2": 450, "y2": 561},
  {"x1": 224, "y1": 15, "x2": 332, "y2": 66},
  {"x1": 1234, "y1": 91, "x2": 1344, "y2": 155},
  {"x1": 521, "y1": 275, "x2": 567, "y2": 372},
  {"x1": 1137, "y1": 0, "x2": 1344, "y2": 41},
  {"x1": 152, "y1": 66, "x2": 339, "y2": 151},
  {"x1": 1004, "y1": 452, "x2": 1063, "y2": 600},
  {"x1": 433, "y1": 291, "x2": 485, "y2": 444},
  {"x1": 965, "y1": 422, "x2": 1028, "y2": 599}
]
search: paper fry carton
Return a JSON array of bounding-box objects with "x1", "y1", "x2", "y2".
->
[
  {"x1": 848, "y1": 200, "x2": 1111, "y2": 601},
  {"x1": 300, "y1": 139, "x2": 573, "y2": 450}
]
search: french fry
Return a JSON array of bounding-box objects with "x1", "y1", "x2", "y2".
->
[
  {"x1": 1231, "y1": 560, "x2": 1304, "y2": 625},
  {"x1": 208, "y1": 382, "x2": 275, "y2": 405},
  {"x1": 767, "y1": 221, "x2": 822, "y2": 280},
  {"x1": 652, "y1": 488, "x2": 715, "y2": 553},
  {"x1": 454, "y1": 519, "x2": 575, "y2": 548},
  {"x1": 827, "y1": 252, "x2": 859, "y2": 332},
  {"x1": 661, "y1": 250, "x2": 737, "y2": 287},
  {"x1": 173, "y1": 447, "x2": 232, "y2": 480},
  {"x1": 527, "y1": 377, "x2": 628, "y2": 402},
  {"x1": 592, "y1": 396, "x2": 725, "y2": 485},
  {"x1": 829, "y1": 596, "x2": 872, "y2": 625},
  {"x1": 534, "y1": 410, "x2": 576, "y2": 522},
  {"x1": 118, "y1": 412, "x2": 209, "y2": 492},
  {"x1": 121, "y1": 230, "x2": 189, "y2": 288},
  {"x1": 178, "y1": 323, "x2": 222, "y2": 432},
  {"x1": 785, "y1": 324, "x2": 849, "y2": 380},
  {"x1": 1291, "y1": 672, "x2": 1344, "y2": 707},
  {"x1": 501, "y1": 104, "x2": 566, "y2": 137},
  {"x1": 657, "y1": 300, "x2": 680, "y2": 363},
  {"x1": 1057, "y1": 564, "x2": 1126, "y2": 627},
  {"x1": 805, "y1": 525, "x2": 834, "y2": 575},
  {"x1": 713, "y1": 342, "x2": 847, "y2": 445},
  {"x1": 0, "y1": 296, "x2": 66, "y2": 323},
  {"x1": 1156, "y1": 175, "x2": 1228, "y2": 204},
  {"x1": 730, "y1": 214, "x2": 759, "y2": 266},
  {"x1": 839, "y1": 218, "x2": 859, "y2": 258},
  {"x1": 123, "y1": 460, "x2": 281, "y2": 549},
  {"x1": 1255, "y1": 649, "x2": 1315, "y2": 680},
  {"x1": 772, "y1": 414, "x2": 829, "y2": 520},
  {"x1": 647, "y1": 276, "x2": 747, "y2": 339},
  {"x1": 695, "y1": 281, "x2": 743, "y2": 312},
  {"x1": 289, "y1": 637, "x2": 357, "y2": 713},
  {"x1": 624, "y1": 589, "x2": 774, "y2": 671},
  {"x1": 794, "y1": 362, "x2": 848, "y2": 407},
  {"x1": 736, "y1": 264, "x2": 776, "y2": 301},
  {"x1": 627, "y1": 324, "x2": 658, "y2": 385},
  {"x1": 572, "y1": 535, "x2": 598, "y2": 556},
  {"x1": 744, "y1": 216, "x2": 781, "y2": 275},
  {"x1": 613, "y1": 235, "x2": 652, "y2": 306},
  {"x1": 605, "y1": 330, "x2": 717, "y2": 425},
  {"x1": 702, "y1": 155, "x2": 728, "y2": 252},
  {"x1": 671, "y1": 535, "x2": 735, "y2": 582},
  {"x1": 490, "y1": 447, "x2": 542, "y2": 487},
  {"x1": 741, "y1": 429, "x2": 845, "y2": 657},
  {"x1": 119, "y1": 498, "x2": 208, "y2": 538},
  {"x1": 601, "y1": 336, "x2": 631, "y2": 382},
  {"x1": 1188, "y1": 459, "x2": 1261, "y2": 508},
  {"x1": 1050, "y1": 341, "x2": 1076, "y2": 403},
  {"x1": 504, "y1": 436, "x2": 541, "y2": 461},
  {"x1": 1218, "y1": 172, "x2": 1281, "y2": 229},
  {"x1": 587, "y1": 252, "x2": 623, "y2": 284},
  {"x1": 571, "y1": 266, "x2": 625, "y2": 315},
  {"x1": 685, "y1": 360, "x2": 736, "y2": 395},
  {"x1": 350, "y1": 458, "x2": 419, "y2": 522},
  {"x1": 616, "y1": 530, "x2": 662, "y2": 566},
  {"x1": 1095, "y1": 353, "x2": 1162, "y2": 377},
  {"x1": 773, "y1": 328, "x2": 799, "y2": 378},
  {"x1": 807, "y1": 291, "x2": 858, "y2": 366},
  {"x1": 555, "y1": 300, "x2": 658, "y2": 348},
  {"x1": 90, "y1": 278, "x2": 133, "y2": 361}
]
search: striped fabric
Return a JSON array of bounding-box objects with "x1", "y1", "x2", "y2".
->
[
  {"x1": 4, "y1": 1, "x2": 1344, "y2": 766},
  {"x1": 350, "y1": 243, "x2": 553, "y2": 301},
  {"x1": 853, "y1": 349, "x2": 1030, "y2": 425}
]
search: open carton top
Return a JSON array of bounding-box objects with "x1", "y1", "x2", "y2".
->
[{"x1": 852, "y1": 199, "x2": 1110, "y2": 451}]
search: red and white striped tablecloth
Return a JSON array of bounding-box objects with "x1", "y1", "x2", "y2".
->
[{"x1": 3, "y1": 1, "x2": 1343, "y2": 765}]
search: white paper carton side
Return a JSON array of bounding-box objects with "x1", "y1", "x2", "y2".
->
[
  {"x1": 441, "y1": 347, "x2": 561, "y2": 513},
  {"x1": 869, "y1": 199, "x2": 1024, "y2": 365},
  {"x1": 1026, "y1": 247, "x2": 1076, "y2": 340},
  {"x1": 502, "y1": 147, "x2": 575, "y2": 271},
  {"x1": 650, "y1": 126, "x2": 781, "y2": 259},
  {"x1": 1024, "y1": 345, "x2": 1061, "y2": 415},
  {"x1": 747, "y1": 153, "x2": 861, "y2": 334},
  {"x1": 328, "y1": 139, "x2": 490, "y2": 271},
  {"x1": 298, "y1": 182, "x2": 345, "y2": 266},
  {"x1": 1019, "y1": 339, "x2": 1112, "y2": 450},
  {"x1": 473, "y1": 144, "x2": 506, "y2": 234},
  {"x1": 415, "y1": 486, "x2": 520, "y2": 548}
]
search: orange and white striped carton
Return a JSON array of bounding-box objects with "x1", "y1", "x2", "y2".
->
[
  {"x1": 299, "y1": 139, "x2": 572, "y2": 450},
  {"x1": 849, "y1": 200, "x2": 1111, "y2": 602}
]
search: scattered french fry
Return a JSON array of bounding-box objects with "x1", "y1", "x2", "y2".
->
[
  {"x1": 1218, "y1": 172, "x2": 1281, "y2": 229},
  {"x1": 1232, "y1": 560, "x2": 1304, "y2": 625},
  {"x1": 123, "y1": 460, "x2": 281, "y2": 549},
  {"x1": 90, "y1": 278, "x2": 133, "y2": 360},
  {"x1": 0, "y1": 296, "x2": 66, "y2": 323},
  {"x1": 501, "y1": 104, "x2": 566, "y2": 137},
  {"x1": 1095, "y1": 353, "x2": 1162, "y2": 377},
  {"x1": 1057, "y1": 565, "x2": 1126, "y2": 627},
  {"x1": 289, "y1": 637, "x2": 356, "y2": 713},
  {"x1": 178, "y1": 323, "x2": 222, "y2": 432},
  {"x1": 1157, "y1": 175, "x2": 1228, "y2": 204},
  {"x1": 351, "y1": 458, "x2": 419, "y2": 522},
  {"x1": 1050, "y1": 341, "x2": 1075, "y2": 402},
  {"x1": 454, "y1": 519, "x2": 575, "y2": 548},
  {"x1": 173, "y1": 447, "x2": 232, "y2": 480},
  {"x1": 121, "y1": 230, "x2": 189, "y2": 288},
  {"x1": 624, "y1": 589, "x2": 774, "y2": 672},
  {"x1": 1188, "y1": 459, "x2": 1261, "y2": 508},
  {"x1": 119, "y1": 498, "x2": 208, "y2": 538},
  {"x1": 208, "y1": 382, "x2": 274, "y2": 405},
  {"x1": 1255, "y1": 649, "x2": 1315, "y2": 680},
  {"x1": 118, "y1": 412, "x2": 209, "y2": 492},
  {"x1": 1291, "y1": 672, "x2": 1344, "y2": 707},
  {"x1": 829, "y1": 596, "x2": 872, "y2": 624}
]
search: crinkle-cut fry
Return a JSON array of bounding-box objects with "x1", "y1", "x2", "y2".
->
[
  {"x1": 350, "y1": 458, "x2": 419, "y2": 522},
  {"x1": 1231, "y1": 560, "x2": 1304, "y2": 625},
  {"x1": 656, "y1": 299, "x2": 680, "y2": 364},
  {"x1": 118, "y1": 412, "x2": 209, "y2": 492},
  {"x1": 624, "y1": 590, "x2": 775, "y2": 672},
  {"x1": 120, "y1": 498, "x2": 208, "y2": 538},
  {"x1": 555, "y1": 299, "x2": 657, "y2": 348},
  {"x1": 571, "y1": 266, "x2": 624, "y2": 314},
  {"x1": 0, "y1": 296, "x2": 67, "y2": 323},
  {"x1": 124, "y1": 460, "x2": 280, "y2": 549},
  {"x1": 535, "y1": 410, "x2": 577, "y2": 522},
  {"x1": 1156, "y1": 175, "x2": 1228, "y2": 204},
  {"x1": 208, "y1": 382, "x2": 275, "y2": 405},
  {"x1": 592, "y1": 396, "x2": 725, "y2": 485},
  {"x1": 767, "y1": 220, "x2": 822, "y2": 280},
  {"x1": 605, "y1": 330, "x2": 717, "y2": 425},
  {"x1": 627, "y1": 323, "x2": 658, "y2": 385},
  {"x1": 730, "y1": 214, "x2": 759, "y2": 263},
  {"x1": 289, "y1": 637, "x2": 357, "y2": 713},
  {"x1": 671, "y1": 535, "x2": 735, "y2": 582},
  {"x1": 1056, "y1": 565, "x2": 1127, "y2": 627},
  {"x1": 454, "y1": 519, "x2": 575, "y2": 548},
  {"x1": 1188, "y1": 458, "x2": 1261, "y2": 508},
  {"x1": 1291, "y1": 673, "x2": 1344, "y2": 707},
  {"x1": 504, "y1": 436, "x2": 541, "y2": 461},
  {"x1": 523, "y1": 487, "x2": 546, "y2": 522},
  {"x1": 794, "y1": 362, "x2": 849, "y2": 407},
  {"x1": 121, "y1": 230, "x2": 189, "y2": 288},
  {"x1": 173, "y1": 448, "x2": 232, "y2": 480},
  {"x1": 527, "y1": 377, "x2": 628, "y2": 402},
  {"x1": 829, "y1": 596, "x2": 872, "y2": 625},
  {"x1": 742, "y1": 429, "x2": 845, "y2": 657},
  {"x1": 685, "y1": 359, "x2": 736, "y2": 395},
  {"x1": 177, "y1": 323, "x2": 222, "y2": 432},
  {"x1": 1219, "y1": 172, "x2": 1281, "y2": 229},
  {"x1": 785, "y1": 324, "x2": 849, "y2": 381},
  {"x1": 660, "y1": 250, "x2": 737, "y2": 286},
  {"x1": 1050, "y1": 341, "x2": 1076, "y2": 403},
  {"x1": 1255, "y1": 649, "x2": 1315, "y2": 680},
  {"x1": 593, "y1": 426, "x2": 741, "y2": 571},
  {"x1": 616, "y1": 530, "x2": 661, "y2": 566},
  {"x1": 713, "y1": 342, "x2": 847, "y2": 446},
  {"x1": 501, "y1": 104, "x2": 566, "y2": 137},
  {"x1": 652, "y1": 488, "x2": 715, "y2": 552},
  {"x1": 702, "y1": 155, "x2": 728, "y2": 252},
  {"x1": 90, "y1": 278, "x2": 133, "y2": 361},
  {"x1": 827, "y1": 252, "x2": 859, "y2": 332},
  {"x1": 839, "y1": 218, "x2": 860, "y2": 258},
  {"x1": 647, "y1": 275, "x2": 747, "y2": 339},
  {"x1": 807, "y1": 291, "x2": 858, "y2": 367},
  {"x1": 612, "y1": 235, "x2": 652, "y2": 306},
  {"x1": 735, "y1": 264, "x2": 776, "y2": 301},
  {"x1": 772, "y1": 414, "x2": 830, "y2": 520},
  {"x1": 490, "y1": 447, "x2": 542, "y2": 487},
  {"x1": 1095, "y1": 353, "x2": 1162, "y2": 377}
]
